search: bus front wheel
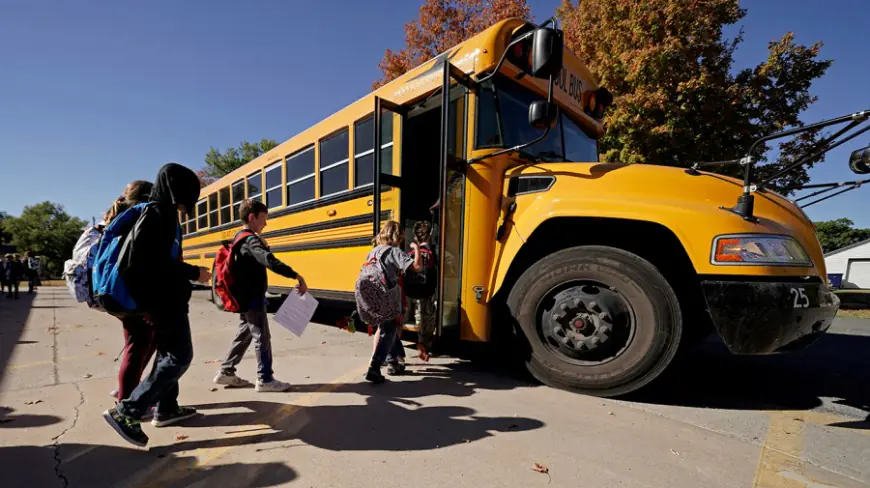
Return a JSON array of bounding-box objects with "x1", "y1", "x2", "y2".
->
[{"x1": 507, "y1": 245, "x2": 682, "y2": 397}]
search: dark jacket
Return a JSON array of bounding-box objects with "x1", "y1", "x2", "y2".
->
[
  {"x1": 4, "y1": 260, "x2": 23, "y2": 282},
  {"x1": 231, "y1": 230, "x2": 297, "y2": 311},
  {"x1": 122, "y1": 163, "x2": 201, "y2": 318}
]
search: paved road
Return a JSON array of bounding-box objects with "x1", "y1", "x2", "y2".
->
[{"x1": 1, "y1": 288, "x2": 868, "y2": 488}]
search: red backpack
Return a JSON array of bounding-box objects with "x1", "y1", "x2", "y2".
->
[{"x1": 213, "y1": 230, "x2": 255, "y2": 312}]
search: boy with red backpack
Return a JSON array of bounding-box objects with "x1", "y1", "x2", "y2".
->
[
  {"x1": 213, "y1": 199, "x2": 307, "y2": 392},
  {"x1": 403, "y1": 221, "x2": 438, "y2": 362}
]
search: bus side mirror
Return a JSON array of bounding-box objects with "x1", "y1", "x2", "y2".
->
[
  {"x1": 529, "y1": 101, "x2": 558, "y2": 129},
  {"x1": 849, "y1": 146, "x2": 870, "y2": 174},
  {"x1": 531, "y1": 27, "x2": 564, "y2": 79}
]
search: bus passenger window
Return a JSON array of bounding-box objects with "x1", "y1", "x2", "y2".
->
[
  {"x1": 286, "y1": 146, "x2": 315, "y2": 206},
  {"x1": 320, "y1": 129, "x2": 349, "y2": 198},
  {"x1": 185, "y1": 211, "x2": 195, "y2": 234},
  {"x1": 196, "y1": 199, "x2": 207, "y2": 230},
  {"x1": 264, "y1": 162, "x2": 282, "y2": 209},
  {"x1": 231, "y1": 179, "x2": 244, "y2": 221},
  {"x1": 208, "y1": 193, "x2": 218, "y2": 228},
  {"x1": 247, "y1": 171, "x2": 262, "y2": 203},
  {"x1": 219, "y1": 187, "x2": 231, "y2": 224},
  {"x1": 354, "y1": 115, "x2": 393, "y2": 188}
]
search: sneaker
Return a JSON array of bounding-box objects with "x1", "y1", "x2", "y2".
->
[
  {"x1": 151, "y1": 406, "x2": 198, "y2": 428},
  {"x1": 365, "y1": 368, "x2": 386, "y2": 384},
  {"x1": 103, "y1": 407, "x2": 148, "y2": 447},
  {"x1": 214, "y1": 372, "x2": 252, "y2": 388},
  {"x1": 255, "y1": 379, "x2": 292, "y2": 392},
  {"x1": 386, "y1": 362, "x2": 406, "y2": 376}
]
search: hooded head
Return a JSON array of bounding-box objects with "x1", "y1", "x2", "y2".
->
[{"x1": 150, "y1": 163, "x2": 201, "y2": 213}]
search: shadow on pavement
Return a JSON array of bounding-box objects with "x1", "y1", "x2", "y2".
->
[
  {"x1": 0, "y1": 292, "x2": 36, "y2": 389},
  {"x1": 626, "y1": 332, "x2": 870, "y2": 421},
  {"x1": 0, "y1": 406, "x2": 63, "y2": 428},
  {"x1": 2, "y1": 444, "x2": 297, "y2": 488}
]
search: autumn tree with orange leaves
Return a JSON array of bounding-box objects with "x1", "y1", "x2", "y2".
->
[
  {"x1": 372, "y1": 0, "x2": 531, "y2": 89},
  {"x1": 558, "y1": 0, "x2": 832, "y2": 193}
]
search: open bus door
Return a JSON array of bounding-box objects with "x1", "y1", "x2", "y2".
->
[
  {"x1": 435, "y1": 62, "x2": 472, "y2": 337},
  {"x1": 372, "y1": 97, "x2": 405, "y2": 234}
]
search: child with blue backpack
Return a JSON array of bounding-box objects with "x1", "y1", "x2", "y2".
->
[{"x1": 103, "y1": 163, "x2": 210, "y2": 447}]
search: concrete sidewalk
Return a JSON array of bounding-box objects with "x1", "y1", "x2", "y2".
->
[{"x1": 1, "y1": 289, "x2": 868, "y2": 488}]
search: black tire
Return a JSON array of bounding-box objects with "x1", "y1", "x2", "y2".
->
[{"x1": 507, "y1": 245, "x2": 682, "y2": 397}]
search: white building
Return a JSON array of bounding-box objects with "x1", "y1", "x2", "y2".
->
[{"x1": 824, "y1": 238, "x2": 870, "y2": 289}]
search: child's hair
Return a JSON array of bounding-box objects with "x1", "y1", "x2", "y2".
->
[
  {"x1": 413, "y1": 221, "x2": 432, "y2": 244},
  {"x1": 240, "y1": 199, "x2": 268, "y2": 224},
  {"x1": 12, "y1": 254, "x2": 20, "y2": 260},
  {"x1": 102, "y1": 180, "x2": 154, "y2": 225},
  {"x1": 124, "y1": 180, "x2": 153, "y2": 205},
  {"x1": 4, "y1": 254, "x2": 11, "y2": 260},
  {"x1": 373, "y1": 220, "x2": 403, "y2": 247}
]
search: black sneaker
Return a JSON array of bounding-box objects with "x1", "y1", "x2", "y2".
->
[
  {"x1": 151, "y1": 406, "x2": 198, "y2": 427},
  {"x1": 103, "y1": 407, "x2": 148, "y2": 447},
  {"x1": 386, "y1": 362, "x2": 406, "y2": 376},
  {"x1": 365, "y1": 368, "x2": 386, "y2": 384}
]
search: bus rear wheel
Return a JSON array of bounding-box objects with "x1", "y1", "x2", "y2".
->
[{"x1": 507, "y1": 245, "x2": 682, "y2": 397}]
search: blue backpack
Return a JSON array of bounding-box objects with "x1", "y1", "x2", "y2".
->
[{"x1": 90, "y1": 202, "x2": 155, "y2": 315}]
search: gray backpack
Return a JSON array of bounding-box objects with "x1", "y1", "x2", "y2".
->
[{"x1": 354, "y1": 246, "x2": 402, "y2": 325}]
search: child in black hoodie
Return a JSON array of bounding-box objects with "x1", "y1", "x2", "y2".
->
[{"x1": 103, "y1": 163, "x2": 210, "y2": 447}]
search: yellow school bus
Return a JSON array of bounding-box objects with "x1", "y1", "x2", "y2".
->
[{"x1": 182, "y1": 17, "x2": 846, "y2": 396}]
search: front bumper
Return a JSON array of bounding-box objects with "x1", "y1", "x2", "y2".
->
[{"x1": 700, "y1": 280, "x2": 839, "y2": 354}]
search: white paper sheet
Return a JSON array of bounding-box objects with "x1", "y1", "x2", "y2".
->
[{"x1": 272, "y1": 290, "x2": 319, "y2": 337}]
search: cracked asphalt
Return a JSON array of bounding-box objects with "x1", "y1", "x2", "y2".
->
[{"x1": 1, "y1": 288, "x2": 869, "y2": 488}]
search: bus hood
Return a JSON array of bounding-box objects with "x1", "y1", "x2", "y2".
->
[{"x1": 505, "y1": 162, "x2": 825, "y2": 278}]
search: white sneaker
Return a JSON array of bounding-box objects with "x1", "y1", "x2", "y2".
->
[
  {"x1": 213, "y1": 372, "x2": 252, "y2": 388},
  {"x1": 255, "y1": 379, "x2": 292, "y2": 392}
]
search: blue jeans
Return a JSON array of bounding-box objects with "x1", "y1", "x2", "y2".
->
[
  {"x1": 370, "y1": 321, "x2": 405, "y2": 369},
  {"x1": 117, "y1": 314, "x2": 193, "y2": 419},
  {"x1": 220, "y1": 301, "x2": 274, "y2": 382}
]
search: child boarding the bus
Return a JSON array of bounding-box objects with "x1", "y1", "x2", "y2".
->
[
  {"x1": 403, "y1": 221, "x2": 438, "y2": 362},
  {"x1": 213, "y1": 199, "x2": 308, "y2": 392},
  {"x1": 355, "y1": 220, "x2": 422, "y2": 384}
]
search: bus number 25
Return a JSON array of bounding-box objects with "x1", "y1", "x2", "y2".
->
[{"x1": 790, "y1": 287, "x2": 810, "y2": 309}]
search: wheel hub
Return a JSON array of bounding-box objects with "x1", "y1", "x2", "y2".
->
[{"x1": 543, "y1": 284, "x2": 628, "y2": 361}]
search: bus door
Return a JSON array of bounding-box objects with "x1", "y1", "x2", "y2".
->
[
  {"x1": 372, "y1": 98, "x2": 405, "y2": 234},
  {"x1": 436, "y1": 62, "x2": 471, "y2": 336}
]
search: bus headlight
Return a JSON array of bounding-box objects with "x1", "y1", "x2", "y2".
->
[{"x1": 711, "y1": 234, "x2": 812, "y2": 266}]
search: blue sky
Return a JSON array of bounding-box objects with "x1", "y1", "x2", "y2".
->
[{"x1": 1, "y1": 1, "x2": 868, "y2": 226}]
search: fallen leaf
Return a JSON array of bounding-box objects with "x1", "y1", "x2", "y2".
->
[
  {"x1": 608, "y1": 411, "x2": 614, "y2": 416},
  {"x1": 204, "y1": 359, "x2": 219, "y2": 364},
  {"x1": 532, "y1": 463, "x2": 551, "y2": 483},
  {"x1": 175, "y1": 435, "x2": 189, "y2": 441},
  {"x1": 210, "y1": 388, "x2": 218, "y2": 392},
  {"x1": 97, "y1": 351, "x2": 105, "y2": 356},
  {"x1": 321, "y1": 341, "x2": 327, "y2": 345},
  {"x1": 670, "y1": 448, "x2": 679, "y2": 456},
  {"x1": 25, "y1": 400, "x2": 43, "y2": 405},
  {"x1": 83, "y1": 374, "x2": 92, "y2": 379}
]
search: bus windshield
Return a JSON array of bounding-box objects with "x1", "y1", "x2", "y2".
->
[{"x1": 476, "y1": 76, "x2": 599, "y2": 163}]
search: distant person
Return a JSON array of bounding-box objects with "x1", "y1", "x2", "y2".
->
[
  {"x1": 24, "y1": 251, "x2": 41, "y2": 294},
  {"x1": 5, "y1": 254, "x2": 23, "y2": 299},
  {"x1": 0, "y1": 254, "x2": 8, "y2": 295},
  {"x1": 103, "y1": 163, "x2": 210, "y2": 447},
  {"x1": 213, "y1": 199, "x2": 307, "y2": 392}
]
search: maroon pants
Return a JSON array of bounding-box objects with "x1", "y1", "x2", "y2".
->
[{"x1": 117, "y1": 316, "x2": 157, "y2": 401}]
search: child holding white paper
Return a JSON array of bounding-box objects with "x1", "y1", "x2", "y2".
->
[{"x1": 213, "y1": 199, "x2": 307, "y2": 392}]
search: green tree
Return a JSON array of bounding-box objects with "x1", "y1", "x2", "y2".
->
[
  {"x1": 813, "y1": 218, "x2": 870, "y2": 254},
  {"x1": 203, "y1": 139, "x2": 278, "y2": 178},
  {"x1": 2, "y1": 202, "x2": 87, "y2": 277},
  {"x1": 0, "y1": 211, "x2": 11, "y2": 244},
  {"x1": 558, "y1": 0, "x2": 833, "y2": 194}
]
